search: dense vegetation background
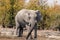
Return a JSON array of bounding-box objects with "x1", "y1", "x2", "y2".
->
[{"x1": 0, "y1": 0, "x2": 60, "y2": 30}]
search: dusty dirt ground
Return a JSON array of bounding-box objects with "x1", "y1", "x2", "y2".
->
[
  {"x1": 0, "y1": 36, "x2": 59, "y2": 40},
  {"x1": 0, "y1": 28, "x2": 60, "y2": 40},
  {"x1": 0, "y1": 34, "x2": 60, "y2": 40}
]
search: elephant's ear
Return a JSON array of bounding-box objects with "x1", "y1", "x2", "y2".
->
[
  {"x1": 35, "y1": 10, "x2": 42, "y2": 22},
  {"x1": 35, "y1": 10, "x2": 41, "y2": 15},
  {"x1": 35, "y1": 10, "x2": 40, "y2": 12}
]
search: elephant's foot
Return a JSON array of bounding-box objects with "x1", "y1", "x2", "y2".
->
[
  {"x1": 30, "y1": 36, "x2": 33, "y2": 39},
  {"x1": 18, "y1": 35, "x2": 22, "y2": 37},
  {"x1": 26, "y1": 36, "x2": 33, "y2": 40},
  {"x1": 18, "y1": 32, "x2": 23, "y2": 37},
  {"x1": 33, "y1": 38, "x2": 37, "y2": 40},
  {"x1": 17, "y1": 33, "x2": 22, "y2": 37}
]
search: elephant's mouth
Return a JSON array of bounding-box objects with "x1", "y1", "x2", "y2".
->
[{"x1": 27, "y1": 23, "x2": 31, "y2": 27}]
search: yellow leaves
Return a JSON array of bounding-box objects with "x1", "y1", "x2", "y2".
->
[
  {"x1": 5, "y1": 0, "x2": 10, "y2": 4},
  {"x1": 0, "y1": 6, "x2": 5, "y2": 12},
  {"x1": 25, "y1": 0, "x2": 39, "y2": 10},
  {"x1": 6, "y1": 5, "x2": 11, "y2": 10},
  {"x1": 17, "y1": 0, "x2": 24, "y2": 6}
]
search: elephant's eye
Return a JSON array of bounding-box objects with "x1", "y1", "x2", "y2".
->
[
  {"x1": 28, "y1": 16, "x2": 31, "y2": 20},
  {"x1": 28, "y1": 13, "x2": 30, "y2": 15}
]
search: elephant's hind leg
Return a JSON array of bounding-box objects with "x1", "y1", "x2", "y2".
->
[{"x1": 18, "y1": 24, "x2": 23, "y2": 37}]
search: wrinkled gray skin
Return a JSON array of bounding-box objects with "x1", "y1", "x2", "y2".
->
[{"x1": 15, "y1": 9, "x2": 42, "y2": 37}]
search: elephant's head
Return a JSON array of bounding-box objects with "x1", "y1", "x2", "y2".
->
[{"x1": 25, "y1": 10, "x2": 42, "y2": 27}]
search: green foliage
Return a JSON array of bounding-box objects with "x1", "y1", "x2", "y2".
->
[
  {"x1": 0, "y1": 0, "x2": 60, "y2": 30},
  {"x1": 0, "y1": 0, "x2": 24, "y2": 27}
]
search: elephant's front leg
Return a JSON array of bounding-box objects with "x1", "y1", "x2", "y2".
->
[{"x1": 34, "y1": 23, "x2": 37, "y2": 40}]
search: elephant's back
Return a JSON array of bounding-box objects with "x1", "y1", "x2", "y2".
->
[
  {"x1": 15, "y1": 9, "x2": 29, "y2": 22},
  {"x1": 15, "y1": 9, "x2": 37, "y2": 23}
]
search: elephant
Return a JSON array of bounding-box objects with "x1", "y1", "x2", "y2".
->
[{"x1": 15, "y1": 9, "x2": 42, "y2": 38}]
